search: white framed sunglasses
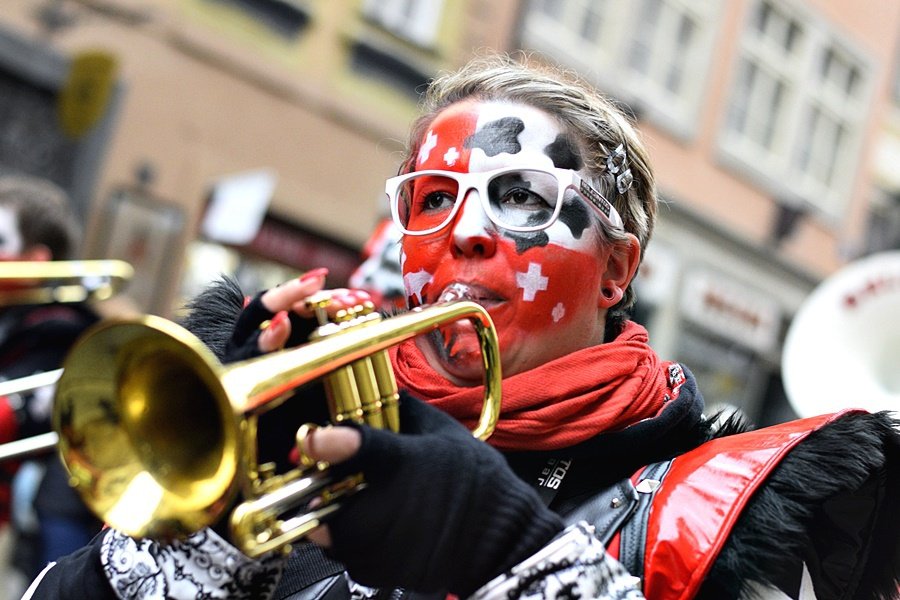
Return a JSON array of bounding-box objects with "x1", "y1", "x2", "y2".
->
[{"x1": 386, "y1": 166, "x2": 624, "y2": 236}]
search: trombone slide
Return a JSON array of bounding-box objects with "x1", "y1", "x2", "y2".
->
[
  {"x1": 0, "y1": 431, "x2": 59, "y2": 461},
  {"x1": 0, "y1": 260, "x2": 133, "y2": 305}
]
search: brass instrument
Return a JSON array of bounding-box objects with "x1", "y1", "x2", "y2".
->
[
  {"x1": 53, "y1": 300, "x2": 501, "y2": 557},
  {"x1": 782, "y1": 250, "x2": 900, "y2": 417},
  {"x1": 0, "y1": 431, "x2": 59, "y2": 462},
  {"x1": 0, "y1": 259, "x2": 133, "y2": 459},
  {"x1": 0, "y1": 259, "x2": 134, "y2": 305}
]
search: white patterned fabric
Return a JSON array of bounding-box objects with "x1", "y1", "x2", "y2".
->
[
  {"x1": 100, "y1": 527, "x2": 286, "y2": 599},
  {"x1": 472, "y1": 522, "x2": 644, "y2": 600}
]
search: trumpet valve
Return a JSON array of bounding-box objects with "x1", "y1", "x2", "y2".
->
[
  {"x1": 295, "y1": 424, "x2": 328, "y2": 472},
  {"x1": 258, "y1": 461, "x2": 277, "y2": 481},
  {"x1": 304, "y1": 292, "x2": 333, "y2": 326}
]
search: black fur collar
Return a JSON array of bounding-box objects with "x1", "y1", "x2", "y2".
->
[
  {"x1": 179, "y1": 276, "x2": 246, "y2": 359},
  {"x1": 699, "y1": 411, "x2": 900, "y2": 599}
]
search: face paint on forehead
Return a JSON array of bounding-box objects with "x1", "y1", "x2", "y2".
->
[
  {"x1": 544, "y1": 134, "x2": 584, "y2": 171},
  {"x1": 464, "y1": 117, "x2": 523, "y2": 157},
  {"x1": 416, "y1": 103, "x2": 480, "y2": 172},
  {"x1": 467, "y1": 103, "x2": 574, "y2": 173},
  {"x1": 409, "y1": 101, "x2": 601, "y2": 254}
]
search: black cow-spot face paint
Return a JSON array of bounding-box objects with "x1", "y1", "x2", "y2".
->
[
  {"x1": 545, "y1": 134, "x2": 583, "y2": 171},
  {"x1": 465, "y1": 116, "x2": 523, "y2": 157}
]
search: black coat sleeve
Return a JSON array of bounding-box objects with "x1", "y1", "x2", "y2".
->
[{"x1": 24, "y1": 530, "x2": 116, "y2": 600}]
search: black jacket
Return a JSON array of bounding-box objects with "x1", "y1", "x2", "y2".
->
[
  {"x1": 182, "y1": 279, "x2": 900, "y2": 600},
  {"x1": 27, "y1": 280, "x2": 900, "y2": 599}
]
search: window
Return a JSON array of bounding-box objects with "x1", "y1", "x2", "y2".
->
[
  {"x1": 201, "y1": 0, "x2": 310, "y2": 39},
  {"x1": 726, "y1": 58, "x2": 787, "y2": 152},
  {"x1": 721, "y1": 1, "x2": 870, "y2": 217},
  {"x1": 625, "y1": 0, "x2": 703, "y2": 99},
  {"x1": 361, "y1": 0, "x2": 446, "y2": 48},
  {"x1": 349, "y1": 40, "x2": 430, "y2": 100},
  {"x1": 519, "y1": 0, "x2": 720, "y2": 138},
  {"x1": 864, "y1": 191, "x2": 900, "y2": 254}
]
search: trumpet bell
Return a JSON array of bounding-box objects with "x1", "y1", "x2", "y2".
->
[{"x1": 53, "y1": 315, "x2": 239, "y2": 540}]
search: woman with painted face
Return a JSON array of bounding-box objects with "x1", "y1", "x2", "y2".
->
[{"x1": 27, "y1": 55, "x2": 900, "y2": 600}]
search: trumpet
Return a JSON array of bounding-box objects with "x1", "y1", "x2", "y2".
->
[
  {"x1": 53, "y1": 300, "x2": 501, "y2": 557},
  {"x1": 0, "y1": 259, "x2": 134, "y2": 305}
]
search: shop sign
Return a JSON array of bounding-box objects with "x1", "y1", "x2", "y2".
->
[
  {"x1": 201, "y1": 169, "x2": 276, "y2": 245},
  {"x1": 58, "y1": 50, "x2": 118, "y2": 138},
  {"x1": 244, "y1": 216, "x2": 360, "y2": 282},
  {"x1": 680, "y1": 269, "x2": 781, "y2": 354}
]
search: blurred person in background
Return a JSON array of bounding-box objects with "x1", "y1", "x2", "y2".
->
[
  {"x1": 0, "y1": 175, "x2": 102, "y2": 597},
  {"x1": 25, "y1": 54, "x2": 900, "y2": 600},
  {"x1": 348, "y1": 216, "x2": 406, "y2": 313}
]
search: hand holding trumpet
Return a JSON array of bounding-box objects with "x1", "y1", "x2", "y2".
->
[{"x1": 214, "y1": 271, "x2": 562, "y2": 595}]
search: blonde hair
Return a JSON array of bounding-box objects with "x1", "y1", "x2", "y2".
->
[{"x1": 402, "y1": 53, "x2": 658, "y2": 318}]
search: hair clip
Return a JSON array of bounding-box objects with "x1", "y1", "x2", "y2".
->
[
  {"x1": 616, "y1": 169, "x2": 633, "y2": 194},
  {"x1": 604, "y1": 144, "x2": 634, "y2": 195}
]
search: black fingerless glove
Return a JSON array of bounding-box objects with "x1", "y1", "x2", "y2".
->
[
  {"x1": 223, "y1": 293, "x2": 275, "y2": 363},
  {"x1": 326, "y1": 393, "x2": 564, "y2": 597},
  {"x1": 223, "y1": 293, "x2": 316, "y2": 364}
]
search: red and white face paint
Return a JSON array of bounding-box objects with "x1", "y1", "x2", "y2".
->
[{"x1": 401, "y1": 100, "x2": 615, "y2": 383}]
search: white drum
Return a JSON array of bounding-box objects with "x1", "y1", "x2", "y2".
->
[{"x1": 782, "y1": 251, "x2": 900, "y2": 417}]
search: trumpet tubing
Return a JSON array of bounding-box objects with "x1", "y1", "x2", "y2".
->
[{"x1": 52, "y1": 301, "x2": 501, "y2": 556}]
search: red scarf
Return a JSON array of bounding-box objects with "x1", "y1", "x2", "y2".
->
[{"x1": 391, "y1": 321, "x2": 681, "y2": 451}]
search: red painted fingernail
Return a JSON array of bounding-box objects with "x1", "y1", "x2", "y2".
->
[
  {"x1": 299, "y1": 267, "x2": 329, "y2": 283},
  {"x1": 337, "y1": 293, "x2": 355, "y2": 306},
  {"x1": 270, "y1": 310, "x2": 289, "y2": 331},
  {"x1": 243, "y1": 296, "x2": 252, "y2": 308}
]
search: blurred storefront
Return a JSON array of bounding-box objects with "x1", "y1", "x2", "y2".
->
[
  {"x1": 179, "y1": 212, "x2": 361, "y2": 315},
  {"x1": 0, "y1": 0, "x2": 896, "y2": 426},
  {"x1": 632, "y1": 200, "x2": 818, "y2": 425}
]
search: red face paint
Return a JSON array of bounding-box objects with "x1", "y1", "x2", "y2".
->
[
  {"x1": 401, "y1": 101, "x2": 609, "y2": 383},
  {"x1": 415, "y1": 101, "x2": 478, "y2": 172},
  {"x1": 405, "y1": 237, "x2": 606, "y2": 381}
]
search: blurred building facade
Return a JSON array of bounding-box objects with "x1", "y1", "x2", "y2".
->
[{"x1": 0, "y1": 0, "x2": 896, "y2": 423}]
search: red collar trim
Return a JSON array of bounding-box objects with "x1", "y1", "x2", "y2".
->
[{"x1": 642, "y1": 409, "x2": 863, "y2": 600}]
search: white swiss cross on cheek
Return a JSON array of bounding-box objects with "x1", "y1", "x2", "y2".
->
[{"x1": 516, "y1": 262, "x2": 549, "y2": 302}]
